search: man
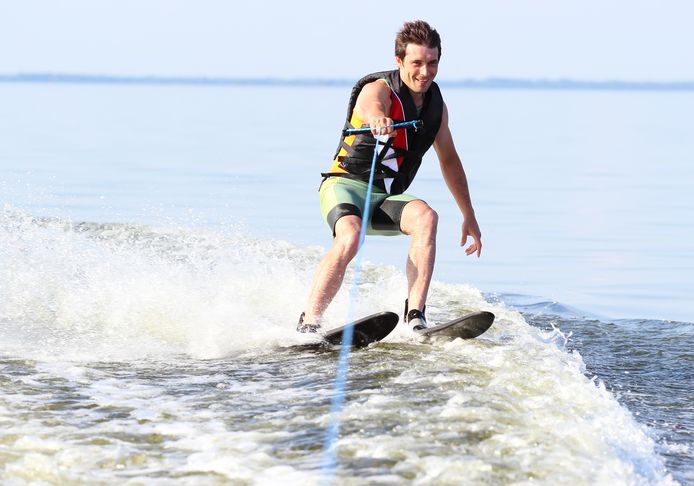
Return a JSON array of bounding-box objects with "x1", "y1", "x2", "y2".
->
[{"x1": 298, "y1": 20, "x2": 482, "y2": 332}]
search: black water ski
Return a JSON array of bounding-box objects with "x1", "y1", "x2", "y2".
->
[
  {"x1": 323, "y1": 311, "x2": 399, "y2": 347},
  {"x1": 417, "y1": 311, "x2": 495, "y2": 339}
]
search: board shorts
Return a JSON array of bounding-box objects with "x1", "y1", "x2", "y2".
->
[{"x1": 319, "y1": 176, "x2": 419, "y2": 236}]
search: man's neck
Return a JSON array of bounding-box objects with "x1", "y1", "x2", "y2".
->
[{"x1": 410, "y1": 90, "x2": 424, "y2": 108}]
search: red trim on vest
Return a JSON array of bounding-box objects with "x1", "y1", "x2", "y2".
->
[{"x1": 388, "y1": 89, "x2": 408, "y2": 169}]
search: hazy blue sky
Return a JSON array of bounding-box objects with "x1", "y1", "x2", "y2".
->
[{"x1": 1, "y1": 0, "x2": 692, "y2": 81}]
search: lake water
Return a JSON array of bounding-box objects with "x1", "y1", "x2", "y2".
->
[{"x1": 0, "y1": 82, "x2": 692, "y2": 484}]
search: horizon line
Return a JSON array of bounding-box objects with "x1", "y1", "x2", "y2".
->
[{"x1": 1, "y1": 73, "x2": 694, "y2": 91}]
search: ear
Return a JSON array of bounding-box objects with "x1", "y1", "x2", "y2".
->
[{"x1": 395, "y1": 55, "x2": 404, "y2": 68}]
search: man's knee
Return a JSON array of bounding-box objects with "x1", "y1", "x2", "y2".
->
[
  {"x1": 333, "y1": 216, "x2": 362, "y2": 259},
  {"x1": 402, "y1": 201, "x2": 438, "y2": 235},
  {"x1": 420, "y1": 205, "x2": 438, "y2": 230}
]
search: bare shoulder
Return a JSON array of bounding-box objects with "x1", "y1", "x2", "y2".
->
[
  {"x1": 360, "y1": 78, "x2": 391, "y2": 97},
  {"x1": 440, "y1": 101, "x2": 449, "y2": 127},
  {"x1": 434, "y1": 101, "x2": 457, "y2": 158},
  {"x1": 354, "y1": 79, "x2": 392, "y2": 118},
  {"x1": 435, "y1": 102, "x2": 452, "y2": 142}
]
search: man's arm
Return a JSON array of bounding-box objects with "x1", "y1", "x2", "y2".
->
[
  {"x1": 433, "y1": 102, "x2": 483, "y2": 257},
  {"x1": 353, "y1": 80, "x2": 395, "y2": 136}
]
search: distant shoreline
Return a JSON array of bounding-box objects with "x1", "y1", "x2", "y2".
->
[{"x1": 1, "y1": 73, "x2": 693, "y2": 91}]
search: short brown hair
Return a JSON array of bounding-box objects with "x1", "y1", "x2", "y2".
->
[{"x1": 395, "y1": 20, "x2": 442, "y2": 60}]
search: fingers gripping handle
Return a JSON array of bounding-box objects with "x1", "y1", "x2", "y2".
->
[{"x1": 342, "y1": 119, "x2": 423, "y2": 137}]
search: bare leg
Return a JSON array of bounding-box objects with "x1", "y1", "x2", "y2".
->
[
  {"x1": 303, "y1": 215, "x2": 362, "y2": 324},
  {"x1": 399, "y1": 200, "x2": 438, "y2": 312}
]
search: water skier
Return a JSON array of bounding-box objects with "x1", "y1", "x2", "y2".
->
[{"x1": 298, "y1": 20, "x2": 482, "y2": 332}]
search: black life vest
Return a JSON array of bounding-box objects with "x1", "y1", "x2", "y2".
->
[{"x1": 327, "y1": 69, "x2": 443, "y2": 194}]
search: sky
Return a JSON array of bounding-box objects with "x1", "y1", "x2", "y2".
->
[{"x1": 1, "y1": 0, "x2": 693, "y2": 81}]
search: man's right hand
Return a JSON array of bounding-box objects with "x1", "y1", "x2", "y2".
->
[{"x1": 368, "y1": 116, "x2": 395, "y2": 137}]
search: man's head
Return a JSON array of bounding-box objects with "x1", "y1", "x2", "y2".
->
[
  {"x1": 395, "y1": 20, "x2": 441, "y2": 61},
  {"x1": 394, "y1": 20, "x2": 441, "y2": 95}
]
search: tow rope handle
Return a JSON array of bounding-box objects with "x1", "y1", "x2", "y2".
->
[{"x1": 342, "y1": 119, "x2": 423, "y2": 137}]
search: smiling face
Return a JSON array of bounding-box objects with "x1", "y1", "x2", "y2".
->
[{"x1": 395, "y1": 43, "x2": 440, "y2": 98}]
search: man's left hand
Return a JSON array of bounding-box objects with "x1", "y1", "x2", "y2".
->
[{"x1": 461, "y1": 216, "x2": 482, "y2": 257}]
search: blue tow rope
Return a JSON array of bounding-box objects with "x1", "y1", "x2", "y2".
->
[{"x1": 319, "y1": 120, "x2": 420, "y2": 483}]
